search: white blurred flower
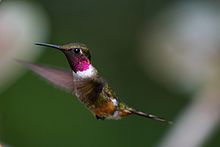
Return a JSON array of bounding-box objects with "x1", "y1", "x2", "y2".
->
[
  {"x1": 141, "y1": 2, "x2": 220, "y2": 147},
  {"x1": 141, "y1": 2, "x2": 220, "y2": 92},
  {"x1": 0, "y1": 1, "x2": 50, "y2": 93},
  {"x1": 0, "y1": 142, "x2": 10, "y2": 147}
]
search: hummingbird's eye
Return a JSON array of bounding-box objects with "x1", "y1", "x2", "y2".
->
[{"x1": 73, "y1": 48, "x2": 80, "y2": 54}]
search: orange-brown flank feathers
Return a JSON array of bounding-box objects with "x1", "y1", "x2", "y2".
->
[{"x1": 91, "y1": 99, "x2": 115, "y2": 117}]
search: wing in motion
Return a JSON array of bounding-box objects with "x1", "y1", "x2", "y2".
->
[
  {"x1": 17, "y1": 60, "x2": 104, "y2": 104},
  {"x1": 17, "y1": 60, "x2": 74, "y2": 92},
  {"x1": 73, "y1": 77, "x2": 104, "y2": 104}
]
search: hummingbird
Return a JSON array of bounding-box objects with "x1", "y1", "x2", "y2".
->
[{"x1": 19, "y1": 42, "x2": 171, "y2": 124}]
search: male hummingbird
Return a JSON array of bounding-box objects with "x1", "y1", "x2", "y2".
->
[{"x1": 19, "y1": 42, "x2": 171, "y2": 124}]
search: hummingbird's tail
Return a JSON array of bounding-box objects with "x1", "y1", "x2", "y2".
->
[{"x1": 128, "y1": 108, "x2": 172, "y2": 124}]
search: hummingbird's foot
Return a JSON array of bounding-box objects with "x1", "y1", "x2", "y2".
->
[{"x1": 95, "y1": 115, "x2": 105, "y2": 120}]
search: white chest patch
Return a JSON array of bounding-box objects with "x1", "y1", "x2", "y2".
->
[{"x1": 74, "y1": 65, "x2": 97, "y2": 78}]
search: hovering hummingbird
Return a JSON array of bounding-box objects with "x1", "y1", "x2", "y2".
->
[{"x1": 19, "y1": 42, "x2": 171, "y2": 124}]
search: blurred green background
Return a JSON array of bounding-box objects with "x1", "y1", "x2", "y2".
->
[{"x1": 1, "y1": 0, "x2": 220, "y2": 147}]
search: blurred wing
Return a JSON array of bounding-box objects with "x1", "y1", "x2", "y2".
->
[
  {"x1": 17, "y1": 60, "x2": 105, "y2": 104},
  {"x1": 17, "y1": 60, "x2": 74, "y2": 92},
  {"x1": 74, "y1": 76, "x2": 104, "y2": 104}
]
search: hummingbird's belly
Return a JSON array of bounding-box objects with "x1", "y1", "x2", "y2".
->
[{"x1": 90, "y1": 99, "x2": 116, "y2": 118}]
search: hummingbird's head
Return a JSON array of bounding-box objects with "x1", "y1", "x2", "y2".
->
[{"x1": 35, "y1": 42, "x2": 92, "y2": 73}]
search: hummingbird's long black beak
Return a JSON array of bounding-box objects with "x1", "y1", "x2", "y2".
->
[{"x1": 35, "y1": 42, "x2": 61, "y2": 50}]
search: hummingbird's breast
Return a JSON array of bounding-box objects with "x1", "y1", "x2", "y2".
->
[{"x1": 72, "y1": 69, "x2": 127, "y2": 119}]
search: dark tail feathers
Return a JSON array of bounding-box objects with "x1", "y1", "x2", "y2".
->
[{"x1": 129, "y1": 109, "x2": 172, "y2": 124}]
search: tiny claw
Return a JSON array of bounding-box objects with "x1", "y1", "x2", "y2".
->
[{"x1": 95, "y1": 115, "x2": 105, "y2": 120}]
